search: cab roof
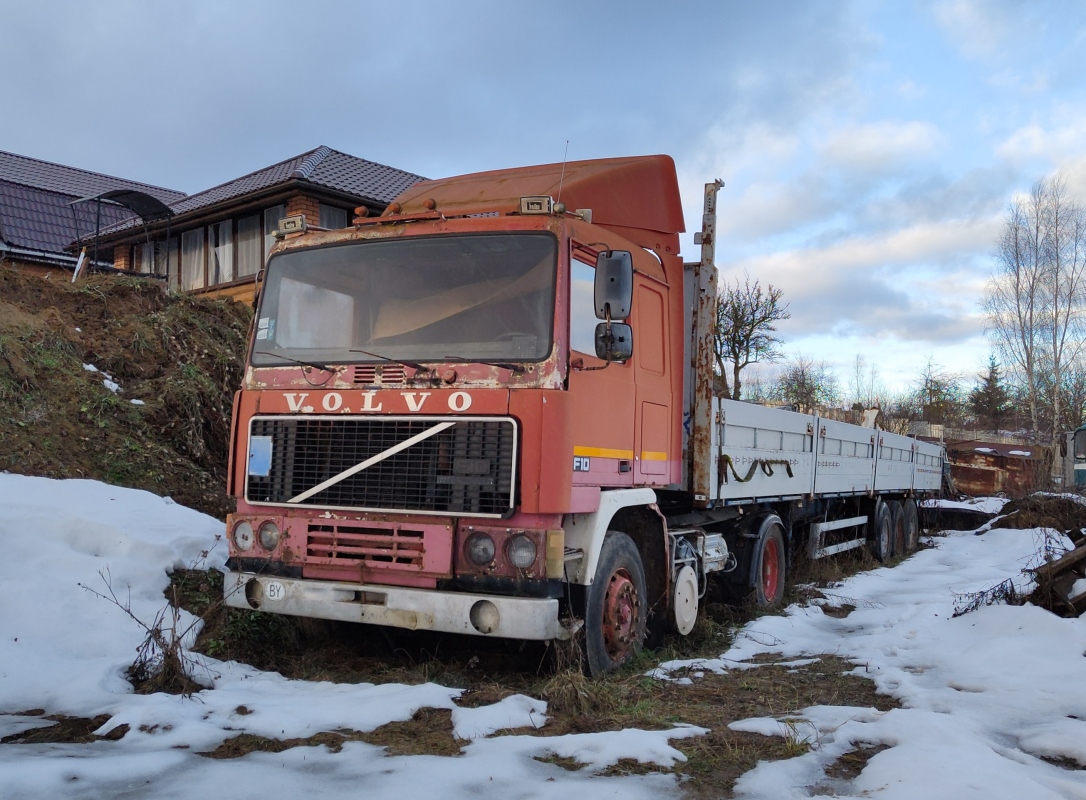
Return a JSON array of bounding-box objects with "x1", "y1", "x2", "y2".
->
[{"x1": 390, "y1": 155, "x2": 685, "y2": 237}]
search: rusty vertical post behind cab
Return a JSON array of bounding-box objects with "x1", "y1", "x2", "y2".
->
[
  {"x1": 688, "y1": 181, "x2": 722, "y2": 508},
  {"x1": 221, "y1": 156, "x2": 691, "y2": 657}
]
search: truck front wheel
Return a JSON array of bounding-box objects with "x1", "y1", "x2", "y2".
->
[{"x1": 584, "y1": 531, "x2": 647, "y2": 676}]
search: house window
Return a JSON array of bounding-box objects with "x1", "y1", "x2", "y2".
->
[
  {"x1": 158, "y1": 238, "x2": 178, "y2": 288},
  {"x1": 319, "y1": 204, "x2": 348, "y2": 230},
  {"x1": 264, "y1": 205, "x2": 286, "y2": 263},
  {"x1": 181, "y1": 229, "x2": 205, "y2": 291},
  {"x1": 208, "y1": 221, "x2": 234, "y2": 284},
  {"x1": 237, "y1": 214, "x2": 262, "y2": 277},
  {"x1": 133, "y1": 243, "x2": 154, "y2": 274}
]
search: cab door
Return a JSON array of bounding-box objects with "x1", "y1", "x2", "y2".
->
[
  {"x1": 567, "y1": 244, "x2": 635, "y2": 487},
  {"x1": 633, "y1": 279, "x2": 671, "y2": 484}
]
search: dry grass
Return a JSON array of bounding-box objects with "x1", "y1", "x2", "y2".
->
[
  {"x1": 0, "y1": 713, "x2": 128, "y2": 745},
  {"x1": 0, "y1": 266, "x2": 249, "y2": 519}
]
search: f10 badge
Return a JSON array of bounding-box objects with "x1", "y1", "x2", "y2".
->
[{"x1": 573, "y1": 456, "x2": 591, "y2": 472}]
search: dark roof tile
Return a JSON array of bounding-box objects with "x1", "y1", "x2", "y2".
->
[
  {"x1": 0, "y1": 180, "x2": 132, "y2": 254},
  {"x1": 0, "y1": 150, "x2": 185, "y2": 204},
  {"x1": 99, "y1": 146, "x2": 425, "y2": 237}
]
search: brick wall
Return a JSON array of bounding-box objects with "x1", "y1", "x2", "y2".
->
[
  {"x1": 285, "y1": 194, "x2": 321, "y2": 227},
  {"x1": 113, "y1": 244, "x2": 132, "y2": 271}
]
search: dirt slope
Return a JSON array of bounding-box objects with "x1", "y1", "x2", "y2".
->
[{"x1": 0, "y1": 266, "x2": 250, "y2": 518}]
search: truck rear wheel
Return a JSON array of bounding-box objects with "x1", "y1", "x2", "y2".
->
[
  {"x1": 889, "y1": 501, "x2": 905, "y2": 557},
  {"x1": 903, "y1": 499, "x2": 919, "y2": 552},
  {"x1": 750, "y1": 516, "x2": 786, "y2": 608},
  {"x1": 870, "y1": 501, "x2": 892, "y2": 563},
  {"x1": 584, "y1": 531, "x2": 647, "y2": 676}
]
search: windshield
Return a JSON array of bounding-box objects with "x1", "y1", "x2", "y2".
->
[{"x1": 252, "y1": 233, "x2": 557, "y2": 366}]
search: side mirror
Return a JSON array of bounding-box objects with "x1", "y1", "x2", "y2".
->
[
  {"x1": 1075, "y1": 428, "x2": 1086, "y2": 460},
  {"x1": 595, "y1": 322, "x2": 633, "y2": 361},
  {"x1": 594, "y1": 251, "x2": 633, "y2": 321}
]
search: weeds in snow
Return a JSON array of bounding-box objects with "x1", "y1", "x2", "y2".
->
[{"x1": 78, "y1": 542, "x2": 227, "y2": 696}]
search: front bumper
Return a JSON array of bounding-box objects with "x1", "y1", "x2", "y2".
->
[{"x1": 223, "y1": 571, "x2": 570, "y2": 640}]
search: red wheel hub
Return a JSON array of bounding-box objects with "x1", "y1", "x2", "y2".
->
[
  {"x1": 762, "y1": 537, "x2": 780, "y2": 600},
  {"x1": 602, "y1": 568, "x2": 639, "y2": 660}
]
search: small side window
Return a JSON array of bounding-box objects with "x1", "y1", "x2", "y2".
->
[{"x1": 570, "y1": 252, "x2": 597, "y2": 354}]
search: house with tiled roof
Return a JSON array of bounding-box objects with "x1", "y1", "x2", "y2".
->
[
  {"x1": 88, "y1": 146, "x2": 425, "y2": 302},
  {"x1": 0, "y1": 150, "x2": 185, "y2": 272}
]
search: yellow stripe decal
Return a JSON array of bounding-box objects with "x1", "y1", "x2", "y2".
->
[
  {"x1": 573, "y1": 446, "x2": 634, "y2": 459},
  {"x1": 640, "y1": 451, "x2": 668, "y2": 461}
]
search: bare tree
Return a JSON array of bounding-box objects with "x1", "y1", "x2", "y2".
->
[
  {"x1": 1041, "y1": 176, "x2": 1086, "y2": 436},
  {"x1": 911, "y1": 357, "x2": 964, "y2": 426},
  {"x1": 984, "y1": 189, "x2": 1046, "y2": 434},
  {"x1": 848, "y1": 353, "x2": 884, "y2": 410},
  {"x1": 773, "y1": 355, "x2": 840, "y2": 413},
  {"x1": 984, "y1": 175, "x2": 1086, "y2": 438},
  {"x1": 714, "y1": 276, "x2": 790, "y2": 400},
  {"x1": 1062, "y1": 356, "x2": 1086, "y2": 432}
]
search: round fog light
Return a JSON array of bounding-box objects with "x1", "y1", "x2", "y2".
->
[
  {"x1": 233, "y1": 521, "x2": 254, "y2": 552},
  {"x1": 469, "y1": 599, "x2": 500, "y2": 634},
  {"x1": 506, "y1": 534, "x2": 537, "y2": 569},
  {"x1": 258, "y1": 521, "x2": 280, "y2": 551},
  {"x1": 465, "y1": 533, "x2": 496, "y2": 566}
]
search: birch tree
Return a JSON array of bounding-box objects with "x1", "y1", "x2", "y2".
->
[{"x1": 985, "y1": 176, "x2": 1086, "y2": 437}]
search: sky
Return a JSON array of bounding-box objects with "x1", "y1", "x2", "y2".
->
[{"x1": 6, "y1": 0, "x2": 1086, "y2": 392}]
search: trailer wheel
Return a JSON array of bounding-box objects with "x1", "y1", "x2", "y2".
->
[
  {"x1": 889, "y1": 501, "x2": 906, "y2": 557},
  {"x1": 903, "y1": 499, "x2": 919, "y2": 552},
  {"x1": 584, "y1": 531, "x2": 647, "y2": 676},
  {"x1": 750, "y1": 516, "x2": 786, "y2": 608},
  {"x1": 870, "y1": 502, "x2": 892, "y2": 563}
]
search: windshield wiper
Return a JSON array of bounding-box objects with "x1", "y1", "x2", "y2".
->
[
  {"x1": 254, "y1": 351, "x2": 338, "y2": 372},
  {"x1": 349, "y1": 348, "x2": 426, "y2": 371},
  {"x1": 444, "y1": 356, "x2": 526, "y2": 373}
]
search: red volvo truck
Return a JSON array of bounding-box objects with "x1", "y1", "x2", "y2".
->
[{"x1": 223, "y1": 156, "x2": 942, "y2": 674}]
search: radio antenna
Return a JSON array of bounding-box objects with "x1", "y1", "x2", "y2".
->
[{"x1": 556, "y1": 140, "x2": 570, "y2": 205}]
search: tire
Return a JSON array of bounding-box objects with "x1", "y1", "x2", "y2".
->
[
  {"x1": 903, "y1": 499, "x2": 919, "y2": 552},
  {"x1": 889, "y1": 500, "x2": 905, "y2": 557},
  {"x1": 749, "y1": 516, "x2": 787, "y2": 608},
  {"x1": 869, "y1": 501, "x2": 892, "y2": 563},
  {"x1": 584, "y1": 531, "x2": 647, "y2": 676}
]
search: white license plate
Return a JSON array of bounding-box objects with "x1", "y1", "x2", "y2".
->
[{"x1": 264, "y1": 580, "x2": 285, "y2": 601}]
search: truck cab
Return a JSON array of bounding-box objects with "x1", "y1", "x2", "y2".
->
[{"x1": 224, "y1": 156, "x2": 690, "y2": 673}]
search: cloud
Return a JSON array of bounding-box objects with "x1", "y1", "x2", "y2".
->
[
  {"x1": 997, "y1": 114, "x2": 1086, "y2": 163},
  {"x1": 722, "y1": 216, "x2": 1000, "y2": 346},
  {"x1": 929, "y1": 0, "x2": 1038, "y2": 59},
  {"x1": 821, "y1": 121, "x2": 944, "y2": 172}
]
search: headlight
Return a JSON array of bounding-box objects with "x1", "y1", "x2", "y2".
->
[
  {"x1": 233, "y1": 520, "x2": 254, "y2": 552},
  {"x1": 506, "y1": 534, "x2": 537, "y2": 569},
  {"x1": 465, "y1": 533, "x2": 496, "y2": 566},
  {"x1": 258, "y1": 521, "x2": 280, "y2": 551}
]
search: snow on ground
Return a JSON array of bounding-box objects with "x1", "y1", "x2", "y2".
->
[
  {"x1": 4, "y1": 476, "x2": 1086, "y2": 799},
  {"x1": 922, "y1": 495, "x2": 1009, "y2": 515},
  {"x1": 0, "y1": 475, "x2": 696, "y2": 800},
  {"x1": 654, "y1": 520, "x2": 1086, "y2": 799}
]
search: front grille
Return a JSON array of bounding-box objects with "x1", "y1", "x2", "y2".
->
[
  {"x1": 307, "y1": 523, "x2": 424, "y2": 568},
  {"x1": 247, "y1": 415, "x2": 516, "y2": 516}
]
